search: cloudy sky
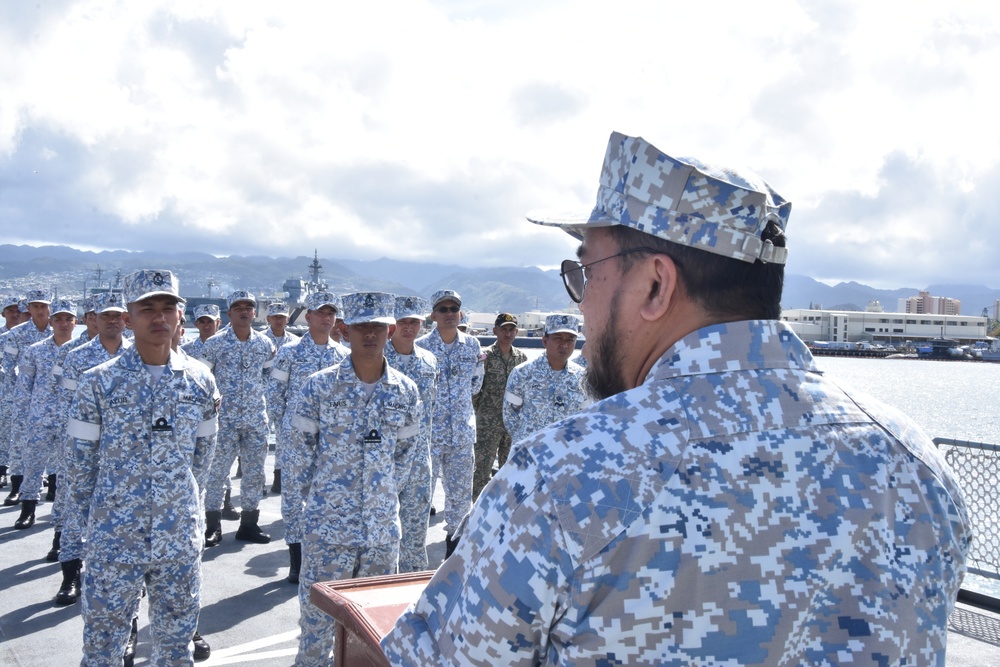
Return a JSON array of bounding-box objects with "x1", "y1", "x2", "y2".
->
[{"x1": 2, "y1": 0, "x2": 999, "y2": 288}]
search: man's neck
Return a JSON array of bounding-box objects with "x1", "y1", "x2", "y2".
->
[
  {"x1": 438, "y1": 328, "x2": 458, "y2": 344},
  {"x1": 391, "y1": 338, "x2": 414, "y2": 355},
  {"x1": 54, "y1": 333, "x2": 72, "y2": 346},
  {"x1": 497, "y1": 341, "x2": 513, "y2": 355},
  {"x1": 135, "y1": 341, "x2": 171, "y2": 366},
  {"x1": 546, "y1": 356, "x2": 567, "y2": 371},
  {"x1": 232, "y1": 325, "x2": 251, "y2": 342},
  {"x1": 352, "y1": 355, "x2": 385, "y2": 384},
  {"x1": 308, "y1": 330, "x2": 329, "y2": 345},
  {"x1": 99, "y1": 334, "x2": 123, "y2": 354}
]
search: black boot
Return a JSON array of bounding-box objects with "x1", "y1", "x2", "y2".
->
[
  {"x1": 234, "y1": 457, "x2": 242, "y2": 478},
  {"x1": 287, "y1": 542, "x2": 301, "y2": 584},
  {"x1": 3, "y1": 474, "x2": 23, "y2": 505},
  {"x1": 123, "y1": 617, "x2": 138, "y2": 667},
  {"x1": 45, "y1": 473, "x2": 56, "y2": 502},
  {"x1": 46, "y1": 531, "x2": 61, "y2": 562},
  {"x1": 222, "y1": 488, "x2": 240, "y2": 520},
  {"x1": 445, "y1": 533, "x2": 459, "y2": 559},
  {"x1": 234, "y1": 509, "x2": 271, "y2": 543},
  {"x1": 0, "y1": 464, "x2": 8, "y2": 488},
  {"x1": 193, "y1": 630, "x2": 211, "y2": 661},
  {"x1": 55, "y1": 559, "x2": 82, "y2": 605},
  {"x1": 204, "y1": 510, "x2": 223, "y2": 547},
  {"x1": 13, "y1": 499, "x2": 36, "y2": 529},
  {"x1": 271, "y1": 469, "x2": 282, "y2": 494}
]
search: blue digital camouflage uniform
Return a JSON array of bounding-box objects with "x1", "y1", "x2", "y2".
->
[
  {"x1": 17, "y1": 335, "x2": 74, "y2": 502},
  {"x1": 264, "y1": 326, "x2": 294, "y2": 351},
  {"x1": 472, "y1": 340, "x2": 527, "y2": 498},
  {"x1": 383, "y1": 320, "x2": 970, "y2": 665},
  {"x1": 56, "y1": 335, "x2": 133, "y2": 563},
  {"x1": 181, "y1": 335, "x2": 209, "y2": 359},
  {"x1": 2, "y1": 319, "x2": 53, "y2": 474},
  {"x1": 265, "y1": 333, "x2": 349, "y2": 544},
  {"x1": 287, "y1": 355, "x2": 422, "y2": 666},
  {"x1": 384, "y1": 339, "x2": 437, "y2": 572},
  {"x1": 502, "y1": 353, "x2": 588, "y2": 445},
  {"x1": 415, "y1": 327, "x2": 483, "y2": 536},
  {"x1": 196, "y1": 326, "x2": 276, "y2": 512},
  {"x1": 67, "y1": 345, "x2": 219, "y2": 666}
]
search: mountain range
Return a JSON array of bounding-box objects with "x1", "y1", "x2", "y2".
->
[{"x1": 1, "y1": 244, "x2": 998, "y2": 317}]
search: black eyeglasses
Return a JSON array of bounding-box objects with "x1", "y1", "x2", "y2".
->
[
  {"x1": 560, "y1": 247, "x2": 665, "y2": 303},
  {"x1": 435, "y1": 305, "x2": 460, "y2": 313}
]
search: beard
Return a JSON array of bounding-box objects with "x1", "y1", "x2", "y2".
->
[{"x1": 584, "y1": 291, "x2": 628, "y2": 400}]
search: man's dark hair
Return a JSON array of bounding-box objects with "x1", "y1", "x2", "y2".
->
[{"x1": 608, "y1": 223, "x2": 785, "y2": 320}]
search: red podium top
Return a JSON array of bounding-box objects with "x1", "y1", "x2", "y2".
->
[{"x1": 310, "y1": 571, "x2": 433, "y2": 667}]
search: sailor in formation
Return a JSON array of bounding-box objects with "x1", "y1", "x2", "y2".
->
[
  {"x1": 182, "y1": 303, "x2": 221, "y2": 359},
  {"x1": 10, "y1": 298, "x2": 77, "y2": 532},
  {"x1": 195, "y1": 290, "x2": 276, "y2": 546},
  {"x1": 265, "y1": 291, "x2": 349, "y2": 584},
  {"x1": 286, "y1": 291, "x2": 421, "y2": 666},
  {"x1": 66, "y1": 269, "x2": 219, "y2": 665},
  {"x1": 0, "y1": 295, "x2": 23, "y2": 488},
  {"x1": 54, "y1": 292, "x2": 132, "y2": 606},
  {"x1": 502, "y1": 314, "x2": 589, "y2": 445},
  {"x1": 384, "y1": 295, "x2": 437, "y2": 572},
  {"x1": 415, "y1": 289, "x2": 483, "y2": 558},
  {"x1": 2, "y1": 290, "x2": 54, "y2": 506},
  {"x1": 264, "y1": 301, "x2": 294, "y2": 350}
]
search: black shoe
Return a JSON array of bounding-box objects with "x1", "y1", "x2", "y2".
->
[
  {"x1": 46, "y1": 531, "x2": 61, "y2": 562},
  {"x1": 13, "y1": 499, "x2": 36, "y2": 529},
  {"x1": 204, "y1": 510, "x2": 223, "y2": 547},
  {"x1": 235, "y1": 457, "x2": 242, "y2": 478},
  {"x1": 287, "y1": 542, "x2": 301, "y2": 584},
  {"x1": 270, "y1": 469, "x2": 282, "y2": 494},
  {"x1": 123, "y1": 617, "x2": 138, "y2": 667},
  {"x1": 234, "y1": 509, "x2": 271, "y2": 543},
  {"x1": 445, "y1": 533, "x2": 459, "y2": 559},
  {"x1": 429, "y1": 505, "x2": 436, "y2": 516},
  {"x1": 221, "y1": 489, "x2": 240, "y2": 520},
  {"x1": 3, "y1": 474, "x2": 23, "y2": 505},
  {"x1": 0, "y1": 464, "x2": 7, "y2": 488},
  {"x1": 55, "y1": 559, "x2": 82, "y2": 605},
  {"x1": 45, "y1": 474, "x2": 56, "y2": 502},
  {"x1": 193, "y1": 631, "x2": 211, "y2": 661}
]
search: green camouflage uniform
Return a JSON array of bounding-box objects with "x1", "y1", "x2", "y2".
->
[{"x1": 471, "y1": 342, "x2": 526, "y2": 499}]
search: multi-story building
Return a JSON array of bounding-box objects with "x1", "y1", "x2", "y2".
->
[
  {"x1": 782, "y1": 307, "x2": 987, "y2": 346},
  {"x1": 897, "y1": 291, "x2": 961, "y2": 316}
]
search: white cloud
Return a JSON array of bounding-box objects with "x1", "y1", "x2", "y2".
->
[{"x1": 1, "y1": 0, "x2": 999, "y2": 288}]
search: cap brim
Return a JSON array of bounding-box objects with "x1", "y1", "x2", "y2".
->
[
  {"x1": 129, "y1": 291, "x2": 181, "y2": 304},
  {"x1": 526, "y1": 208, "x2": 619, "y2": 240},
  {"x1": 98, "y1": 307, "x2": 127, "y2": 314},
  {"x1": 345, "y1": 316, "x2": 396, "y2": 326}
]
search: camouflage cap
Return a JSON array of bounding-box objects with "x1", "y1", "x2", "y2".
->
[
  {"x1": 17, "y1": 298, "x2": 28, "y2": 313},
  {"x1": 431, "y1": 289, "x2": 462, "y2": 307},
  {"x1": 527, "y1": 131, "x2": 791, "y2": 264},
  {"x1": 122, "y1": 270, "x2": 181, "y2": 304},
  {"x1": 495, "y1": 313, "x2": 518, "y2": 327},
  {"x1": 80, "y1": 295, "x2": 96, "y2": 314},
  {"x1": 394, "y1": 295, "x2": 429, "y2": 321},
  {"x1": 342, "y1": 291, "x2": 396, "y2": 326},
  {"x1": 267, "y1": 302, "x2": 289, "y2": 317},
  {"x1": 26, "y1": 289, "x2": 53, "y2": 305},
  {"x1": 544, "y1": 313, "x2": 581, "y2": 336},
  {"x1": 458, "y1": 313, "x2": 470, "y2": 331},
  {"x1": 50, "y1": 298, "x2": 77, "y2": 316},
  {"x1": 227, "y1": 290, "x2": 256, "y2": 309},
  {"x1": 305, "y1": 291, "x2": 341, "y2": 313},
  {"x1": 93, "y1": 292, "x2": 126, "y2": 314},
  {"x1": 194, "y1": 303, "x2": 221, "y2": 320},
  {"x1": 1, "y1": 296, "x2": 20, "y2": 311}
]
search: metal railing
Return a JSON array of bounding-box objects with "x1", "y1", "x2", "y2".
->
[{"x1": 935, "y1": 437, "x2": 1000, "y2": 613}]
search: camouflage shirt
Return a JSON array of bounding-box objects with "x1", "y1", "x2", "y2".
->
[
  {"x1": 383, "y1": 320, "x2": 969, "y2": 666},
  {"x1": 473, "y1": 342, "x2": 526, "y2": 427},
  {"x1": 195, "y1": 327, "x2": 275, "y2": 426},
  {"x1": 502, "y1": 353, "x2": 588, "y2": 445},
  {"x1": 415, "y1": 329, "x2": 483, "y2": 446},
  {"x1": 67, "y1": 347, "x2": 220, "y2": 564},
  {"x1": 384, "y1": 341, "x2": 438, "y2": 447},
  {"x1": 287, "y1": 356, "x2": 422, "y2": 547},
  {"x1": 266, "y1": 334, "x2": 349, "y2": 430}
]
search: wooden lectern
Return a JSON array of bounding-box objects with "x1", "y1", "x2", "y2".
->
[{"x1": 310, "y1": 571, "x2": 433, "y2": 667}]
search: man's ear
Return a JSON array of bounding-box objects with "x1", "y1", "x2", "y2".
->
[
  {"x1": 388, "y1": 324, "x2": 396, "y2": 338},
  {"x1": 122, "y1": 311, "x2": 132, "y2": 330},
  {"x1": 639, "y1": 254, "x2": 680, "y2": 322}
]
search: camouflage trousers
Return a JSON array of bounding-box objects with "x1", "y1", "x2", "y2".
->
[
  {"x1": 19, "y1": 420, "x2": 60, "y2": 504},
  {"x1": 206, "y1": 420, "x2": 269, "y2": 512},
  {"x1": 295, "y1": 541, "x2": 397, "y2": 667},
  {"x1": 472, "y1": 415, "x2": 512, "y2": 501},
  {"x1": 82, "y1": 558, "x2": 201, "y2": 667},
  {"x1": 3, "y1": 393, "x2": 26, "y2": 475},
  {"x1": 0, "y1": 386, "x2": 12, "y2": 466},
  {"x1": 430, "y1": 441, "x2": 474, "y2": 536},
  {"x1": 396, "y1": 436, "x2": 431, "y2": 572},
  {"x1": 277, "y1": 424, "x2": 306, "y2": 545}
]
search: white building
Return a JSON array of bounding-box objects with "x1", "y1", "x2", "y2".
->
[{"x1": 781, "y1": 308, "x2": 988, "y2": 345}]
